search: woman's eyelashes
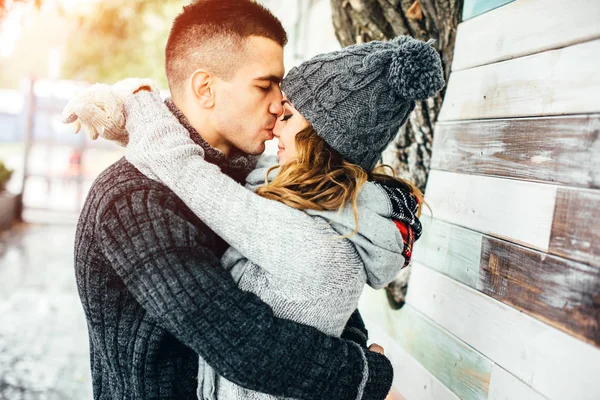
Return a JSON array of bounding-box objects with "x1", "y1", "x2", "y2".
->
[{"x1": 281, "y1": 114, "x2": 293, "y2": 121}]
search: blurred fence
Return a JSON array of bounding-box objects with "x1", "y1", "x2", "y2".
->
[{"x1": 0, "y1": 78, "x2": 125, "y2": 224}]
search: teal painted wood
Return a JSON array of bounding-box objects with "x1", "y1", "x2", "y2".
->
[
  {"x1": 463, "y1": 0, "x2": 515, "y2": 21},
  {"x1": 389, "y1": 305, "x2": 493, "y2": 400},
  {"x1": 413, "y1": 217, "x2": 482, "y2": 288}
]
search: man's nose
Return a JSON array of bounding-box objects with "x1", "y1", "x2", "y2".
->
[{"x1": 269, "y1": 90, "x2": 283, "y2": 116}]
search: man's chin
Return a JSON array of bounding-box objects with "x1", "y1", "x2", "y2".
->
[
  {"x1": 228, "y1": 142, "x2": 264, "y2": 156},
  {"x1": 248, "y1": 143, "x2": 267, "y2": 156}
]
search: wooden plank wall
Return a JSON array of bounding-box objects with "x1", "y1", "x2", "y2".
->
[
  {"x1": 462, "y1": 0, "x2": 515, "y2": 21},
  {"x1": 359, "y1": 0, "x2": 600, "y2": 399}
]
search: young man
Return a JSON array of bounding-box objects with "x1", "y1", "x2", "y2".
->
[{"x1": 71, "y1": 1, "x2": 393, "y2": 399}]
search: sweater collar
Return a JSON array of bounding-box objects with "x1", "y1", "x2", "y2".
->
[{"x1": 164, "y1": 98, "x2": 258, "y2": 183}]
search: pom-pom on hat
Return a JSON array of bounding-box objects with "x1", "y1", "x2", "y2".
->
[{"x1": 281, "y1": 36, "x2": 445, "y2": 171}]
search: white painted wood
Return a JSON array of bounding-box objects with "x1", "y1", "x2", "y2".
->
[
  {"x1": 406, "y1": 262, "x2": 600, "y2": 400},
  {"x1": 453, "y1": 0, "x2": 600, "y2": 71},
  {"x1": 423, "y1": 170, "x2": 557, "y2": 251},
  {"x1": 488, "y1": 365, "x2": 548, "y2": 400},
  {"x1": 439, "y1": 40, "x2": 600, "y2": 121},
  {"x1": 364, "y1": 313, "x2": 461, "y2": 400}
]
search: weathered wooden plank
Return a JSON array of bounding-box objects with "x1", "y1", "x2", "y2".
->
[
  {"x1": 414, "y1": 217, "x2": 600, "y2": 347},
  {"x1": 366, "y1": 324, "x2": 552, "y2": 400},
  {"x1": 414, "y1": 216, "x2": 482, "y2": 288},
  {"x1": 424, "y1": 170, "x2": 557, "y2": 251},
  {"x1": 550, "y1": 188, "x2": 600, "y2": 268},
  {"x1": 406, "y1": 262, "x2": 600, "y2": 400},
  {"x1": 480, "y1": 236, "x2": 600, "y2": 346},
  {"x1": 363, "y1": 316, "x2": 460, "y2": 400},
  {"x1": 425, "y1": 171, "x2": 600, "y2": 268},
  {"x1": 438, "y1": 40, "x2": 600, "y2": 121},
  {"x1": 359, "y1": 288, "x2": 546, "y2": 400},
  {"x1": 488, "y1": 365, "x2": 548, "y2": 400},
  {"x1": 431, "y1": 115, "x2": 600, "y2": 189},
  {"x1": 462, "y1": 0, "x2": 514, "y2": 21},
  {"x1": 361, "y1": 286, "x2": 551, "y2": 400},
  {"x1": 380, "y1": 304, "x2": 492, "y2": 400},
  {"x1": 454, "y1": 0, "x2": 600, "y2": 70},
  {"x1": 390, "y1": 306, "x2": 492, "y2": 400},
  {"x1": 359, "y1": 288, "x2": 492, "y2": 400}
]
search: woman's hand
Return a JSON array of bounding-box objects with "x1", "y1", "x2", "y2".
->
[
  {"x1": 368, "y1": 344, "x2": 407, "y2": 400},
  {"x1": 61, "y1": 78, "x2": 159, "y2": 146}
]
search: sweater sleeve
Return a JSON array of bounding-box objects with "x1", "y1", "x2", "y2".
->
[
  {"x1": 341, "y1": 309, "x2": 370, "y2": 349},
  {"x1": 124, "y1": 91, "x2": 358, "y2": 292},
  {"x1": 97, "y1": 186, "x2": 393, "y2": 400}
]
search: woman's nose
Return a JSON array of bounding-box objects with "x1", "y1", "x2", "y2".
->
[{"x1": 272, "y1": 123, "x2": 281, "y2": 138}]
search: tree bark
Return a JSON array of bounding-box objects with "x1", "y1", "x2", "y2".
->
[{"x1": 330, "y1": 0, "x2": 462, "y2": 307}]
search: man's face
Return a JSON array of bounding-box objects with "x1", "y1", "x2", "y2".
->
[{"x1": 212, "y1": 36, "x2": 284, "y2": 156}]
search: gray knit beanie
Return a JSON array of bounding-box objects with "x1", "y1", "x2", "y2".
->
[{"x1": 280, "y1": 36, "x2": 445, "y2": 171}]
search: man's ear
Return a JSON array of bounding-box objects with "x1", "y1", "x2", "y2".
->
[{"x1": 190, "y1": 69, "x2": 215, "y2": 108}]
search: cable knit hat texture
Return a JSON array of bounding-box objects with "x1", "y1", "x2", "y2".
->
[{"x1": 281, "y1": 35, "x2": 445, "y2": 171}]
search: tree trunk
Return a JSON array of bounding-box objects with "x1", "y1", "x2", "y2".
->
[{"x1": 330, "y1": 0, "x2": 462, "y2": 307}]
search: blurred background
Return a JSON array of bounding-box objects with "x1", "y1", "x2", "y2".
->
[
  {"x1": 0, "y1": 1, "x2": 339, "y2": 398},
  {"x1": 0, "y1": 0, "x2": 340, "y2": 224}
]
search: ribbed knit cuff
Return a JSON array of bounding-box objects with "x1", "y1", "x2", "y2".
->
[
  {"x1": 360, "y1": 351, "x2": 393, "y2": 400},
  {"x1": 343, "y1": 327, "x2": 369, "y2": 349},
  {"x1": 342, "y1": 310, "x2": 369, "y2": 349},
  {"x1": 124, "y1": 90, "x2": 171, "y2": 128}
]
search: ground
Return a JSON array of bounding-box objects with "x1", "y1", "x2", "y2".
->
[{"x1": 0, "y1": 223, "x2": 92, "y2": 400}]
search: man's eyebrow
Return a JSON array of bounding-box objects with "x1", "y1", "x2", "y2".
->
[{"x1": 254, "y1": 75, "x2": 282, "y2": 84}]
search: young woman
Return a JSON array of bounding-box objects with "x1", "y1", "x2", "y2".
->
[{"x1": 69, "y1": 36, "x2": 444, "y2": 399}]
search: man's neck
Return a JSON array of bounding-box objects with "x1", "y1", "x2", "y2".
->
[
  {"x1": 172, "y1": 98, "x2": 232, "y2": 156},
  {"x1": 163, "y1": 98, "x2": 258, "y2": 184}
]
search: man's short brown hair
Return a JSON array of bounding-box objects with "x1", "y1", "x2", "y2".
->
[{"x1": 165, "y1": 0, "x2": 287, "y2": 95}]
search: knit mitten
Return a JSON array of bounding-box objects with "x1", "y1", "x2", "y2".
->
[{"x1": 61, "y1": 78, "x2": 160, "y2": 146}]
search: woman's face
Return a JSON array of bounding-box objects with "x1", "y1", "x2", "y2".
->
[{"x1": 273, "y1": 96, "x2": 310, "y2": 164}]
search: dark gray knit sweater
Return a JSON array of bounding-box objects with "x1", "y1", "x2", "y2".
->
[{"x1": 73, "y1": 105, "x2": 393, "y2": 400}]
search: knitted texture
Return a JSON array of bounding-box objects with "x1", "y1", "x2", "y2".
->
[
  {"x1": 61, "y1": 78, "x2": 159, "y2": 146},
  {"x1": 74, "y1": 100, "x2": 393, "y2": 400},
  {"x1": 280, "y1": 36, "x2": 445, "y2": 171},
  {"x1": 341, "y1": 310, "x2": 370, "y2": 349},
  {"x1": 376, "y1": 181, "x2": 422, "y2": 240},
  {"x1": 164, "y1": 98, "x2": 259, "y2": 183},
  {"x1": 123, "y1": 91, "x2": 410, "y2": 400}
]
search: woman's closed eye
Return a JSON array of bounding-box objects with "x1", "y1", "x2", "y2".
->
[{"x1": 281, "y1": 114, "x2": 293, "y2": 122}]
